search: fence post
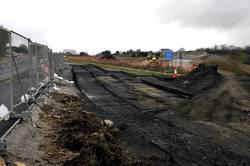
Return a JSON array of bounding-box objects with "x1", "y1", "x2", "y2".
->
[
  {"x1": 48, "y1": 49, "x2": 53, "y2": 81},
  {"x1": 9, "y1": 31, "x2": 13, "y2": 113},
  {"x1": 35, "y1": 45, "x2": 39, "y2": 88},
  {"x1": 28, "y1": 39, "x2": 32, "y2": 90}
]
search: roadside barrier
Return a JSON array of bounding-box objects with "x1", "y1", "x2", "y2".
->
[{"x1": 0, "y1": 27, "x2": 64, "y2": 149}]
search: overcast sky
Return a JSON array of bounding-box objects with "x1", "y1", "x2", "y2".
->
[{"x1": 0, "y1": 0, "x2": 249, "y2": 54}]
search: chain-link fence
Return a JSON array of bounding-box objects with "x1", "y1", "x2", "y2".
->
[{"x1": 0, "y1": 27, "x2": 64, "y2": 118}]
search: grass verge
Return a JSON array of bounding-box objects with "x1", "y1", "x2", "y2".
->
[{"x1": 66, "y1": 60, "x2": 171, "y2": 77}]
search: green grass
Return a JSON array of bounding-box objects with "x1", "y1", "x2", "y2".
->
[
  {"x1": 237, "y1": 52, "x2": 250, "y2": 64},
  {"x1": 229, "y1": 52, "x2": 248, "y2": 63},
  {"x1": 66, "y1": 60, "x2": 171, "y2": 77},
  {"x1": 218, "y1": 52, "x2": 250, "y2": 65},
  {"x1": 202, "y1": 60, "x2": 247, "y2": 75}
]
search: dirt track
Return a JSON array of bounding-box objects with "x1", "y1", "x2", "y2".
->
[{"x1": 72, "y1": 64, "x2": 250, "y2": 166}]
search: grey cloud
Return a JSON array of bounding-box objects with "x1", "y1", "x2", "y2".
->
[{"x1": 160, "y1": 0, "x2": 250, "y2": 30}]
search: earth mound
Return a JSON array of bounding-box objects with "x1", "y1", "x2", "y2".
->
[
  {"x1": 100, "y1": 55, "x2": 117, "y2": 60},
  {"x1": 170, "y1": 64, "x2": 223, "y2": 95},
  {"x1": 51, "y1": 93, "x2": 144, "y2": 166}
]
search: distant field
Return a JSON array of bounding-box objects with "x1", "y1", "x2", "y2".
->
[
  {"x1": 67, "y1": 59, "x2": 171, "y2": 77},
  {"x1": 191, "y1": 53, "x2": 250, "y2": 75},
  {"x1": 65, "y1": 55, "x2": 186, "y2": 75},
  {"x1": 66, "y1": 53, "x2": 250, "y2": 76}
]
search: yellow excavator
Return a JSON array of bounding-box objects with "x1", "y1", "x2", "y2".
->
[{"x1": 147, "y1": 54, "x2": 159, "y2": 66}]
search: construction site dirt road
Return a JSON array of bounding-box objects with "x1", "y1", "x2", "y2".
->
[{"x1": 71, "y1": 64, "x2": 250, "y2": 166}]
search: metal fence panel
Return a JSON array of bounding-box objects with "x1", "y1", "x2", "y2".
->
[
  {"x1": 11, "y1": 32, "x2": 32, "y2": 105},
  {"x1": 29, "y1": 42, "x2": 38, "y2": 90},
  {"x1": 0, "y1": 28, "x2": 66, "y2": 141},
  {"x1": 48, "y1": 49, "x2": 54, "y2": 80},
  {"x1": 0, "y1": 28, "x2": 64, "y2": 114},
  {"x1": 0, "y1": 28, "x2": 11, "y2": 109},
  {"x1": 42, "y1": 46, "x2": 50, "y2": 82},
  {"x1": 53, "y1": 53, "x2": 65, "y2": 73}
]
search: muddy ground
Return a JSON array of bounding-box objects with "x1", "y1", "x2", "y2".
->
[
  {"x1": 2, "y1": 64, "x2": 250, "y2": 166},
  {"x1": 4, "y1": 68, "x2": 144, "y2": 166},
  {"x1": 72, "y1": 64, "x2": 250, "y2": 166}
]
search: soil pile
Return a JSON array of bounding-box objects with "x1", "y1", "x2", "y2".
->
[
  {"x1": 100, "y1": 55, "x2": 117, "y2": 60},
  {"x1": 176, "y1": 74, "x2": 250, "y2": 124},
  {"x1": 191, "y1": 54, "x2": 250, "y2": 74},
  {"x1": 170, "y1": 64, "x2": 222, "y2": 95},
  {"x1": 42, "y1": 93, "x2": 143, "y2": 166}
]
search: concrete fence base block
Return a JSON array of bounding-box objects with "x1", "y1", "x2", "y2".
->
[
  {"x1": 0, "y1": 139, "x2": 7, "y2": 153},
  {"x1": 10, "y1": 111, "x2": 30, "y2": 122}
]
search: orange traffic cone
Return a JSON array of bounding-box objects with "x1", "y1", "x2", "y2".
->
[
  {"x1": 172, "y1": 67, "x2": 177, "y2": 78},
  {"x1": 192, "y1": 64, "x2": 197, "y2": 70}
]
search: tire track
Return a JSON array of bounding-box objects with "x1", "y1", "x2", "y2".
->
[{"x1": 72, "y1": 64, "x2": 250, "y2": 166}]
